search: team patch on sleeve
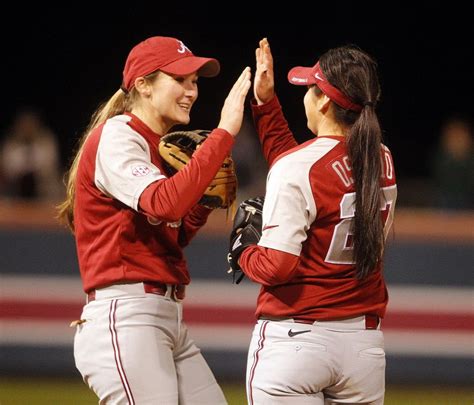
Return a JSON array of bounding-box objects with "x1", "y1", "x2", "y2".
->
[{"x1": 131, "y1": 165, "x2": 151, "y2": 177}]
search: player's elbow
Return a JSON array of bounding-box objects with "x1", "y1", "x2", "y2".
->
[
  {"x1": 140, "y1": 179, "x2": 189, "y2": 222},
  {"x1": 244, "y1": 268, "x2": 292, "y2": 287},
  {"x1": 240, "y1": 246, "x2": 299, "y2": 286},
  {"x1": 268, "y1": 271, "x2": 293, "y2": 286},
  {"x1": 260, "y1": 271, "x2": 293, "y2": 286}
]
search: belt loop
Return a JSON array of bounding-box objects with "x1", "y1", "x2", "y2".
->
[
  {"x1": 86, "y1": 290, "x2": 95, "y2": 304},
  {"x1": 164, "y1": 284, "x2": 173, "y2": 299},
  {"x1": 171, "y1": 285, "x2": 178, "y2": 301},
  {"x1": 174, "y1": 285, "x2": 184, "y2": 302}
]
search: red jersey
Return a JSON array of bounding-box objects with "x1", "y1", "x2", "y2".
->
[
  {"x1": 242, "y1": 96, "x2": 397, "y2": 321},
  {"x1": 74, "y1": 113, "x2": 233, "y2": 293}
]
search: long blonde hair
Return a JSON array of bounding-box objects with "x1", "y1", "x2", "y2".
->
[
  {"x1": 57, "y1": 88, "x2": 133, "y2": 231},
  {"x1": 57, "y1": 71, "x2": 162, "y2": 231}
]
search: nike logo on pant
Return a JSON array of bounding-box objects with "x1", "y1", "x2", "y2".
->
[{"x1": 288, "y1": 329, "x2": 311, "y2": 337}]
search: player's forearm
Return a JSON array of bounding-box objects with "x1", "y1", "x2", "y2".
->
[
  {"x1": 239, "y1": 245, "x2": 299, "y2": 286},
  {"x1": 139, "y1": 129, "x2": 233, "y2": 222},
  {"x1": 178, "y1": 205, "x2": 213, "y2": 247},
  {"x1": 251, "y1": 96, "x2": 298, "y2": 166}
]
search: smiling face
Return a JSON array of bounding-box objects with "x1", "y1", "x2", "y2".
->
[{"x1": 132, "y1": 71, "x2": 199, "y2": 134}]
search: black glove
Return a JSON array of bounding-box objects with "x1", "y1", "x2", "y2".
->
[{"x1": 227, "y1": 197, "x2": 264, "y2": 284}]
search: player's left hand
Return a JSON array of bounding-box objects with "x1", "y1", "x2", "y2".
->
[{"x1": 227, "y1": 197, "x2": 264, "y2": 283}]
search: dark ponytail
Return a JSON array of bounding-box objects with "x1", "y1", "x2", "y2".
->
[
  {"x1": 320, "y1": 46, "x2": 383, "y2": 279},
  {"x1": 347, "y1": 105, "x2": 383, "y2": 279}
]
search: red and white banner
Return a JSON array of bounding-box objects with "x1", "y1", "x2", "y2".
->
[{"x1": 1, "y1": 276, "x2": 472, "y2": 357}]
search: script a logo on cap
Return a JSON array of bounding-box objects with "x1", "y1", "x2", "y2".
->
[{"x1": 177, "y1": 40, "x2": 191, "y2": 54}]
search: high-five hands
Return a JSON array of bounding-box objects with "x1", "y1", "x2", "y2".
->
[
  {"x1": 254, "y1": 38, "x2": 275, "y2": 105},
  {"x1": 218, "y1": 67, "x2": 252, "y2": 136}
]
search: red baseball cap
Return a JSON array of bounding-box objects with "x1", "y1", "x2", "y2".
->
[
  {"x1": 288, "y1": 62, "x2": 362, "y2": 112},
  {"x1": 122, "y1": 36, "x2": 220, "y2": 91}
]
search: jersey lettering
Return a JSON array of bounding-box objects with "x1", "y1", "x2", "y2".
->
[
  {"x1": 332, "y1": 156, "x2": 353, "y2": 187},
  {"x1": 325, "y1": 186, "x2": 397, "y2": 264},
  {"x1": 332, "y1": 151, "x2": 395, "y2": 186},
  {"x1": 147, "y1": 216, "x2": 161, "y2": 225},
  {"x1": 383, "y1": 149, "x2": 394, "y2": 180}
]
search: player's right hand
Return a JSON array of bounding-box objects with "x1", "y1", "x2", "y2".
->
[
  {"x1": 218, "y1": 67, "x2": 252, "y2": 137},
  {"x1": 254, "y1": 38, "x2": 275, "y2": 105}
]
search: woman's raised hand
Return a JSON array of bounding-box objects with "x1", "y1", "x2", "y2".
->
[
  {"x1": 218, "y1": 67, "x2": 252, "y2": 137},
  {"x1": 254, "y1": 38, "x2": 275, "y2": 105}
]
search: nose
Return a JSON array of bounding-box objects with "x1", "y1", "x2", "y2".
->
[{"x1": 185, "y1": 86, "x2": 198, "y2": 101}]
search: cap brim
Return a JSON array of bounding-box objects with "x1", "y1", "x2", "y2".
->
[
  {"x1": 287, "y1": 66, "x2": 316, "y2": 86},
  {"x1": 160, "y1": 56, "x2": 220, "y2": 77}
]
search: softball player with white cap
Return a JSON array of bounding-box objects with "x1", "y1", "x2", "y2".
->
[
  {"x1": 58, "y1": 36, "x2": 251, "y2": 404},
  {"x1": 234, "y1": 38, "x2": 397, "y2": 404}
]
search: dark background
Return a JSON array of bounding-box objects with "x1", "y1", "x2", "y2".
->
[{"x1": 3, "y1": 4, "x2": 472, "y2": 181}]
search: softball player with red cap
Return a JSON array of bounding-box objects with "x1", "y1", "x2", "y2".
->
[
  {"x1": 235, "y1": 39, "x2": 397, "y2": 404},
  {"x1": 58, "y1": 36, "x2": 251, "y2": 404}
]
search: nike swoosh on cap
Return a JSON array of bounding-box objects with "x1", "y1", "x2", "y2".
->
[
  {"x1": 262, "y1": 224, "x2": 279, "y2": 231},
  {"x1": 314, "y1": 72, "x2": 324, "y2": 81},
  {"x1": 288, "y1": 329, "x2": 311, "y2": 337}
]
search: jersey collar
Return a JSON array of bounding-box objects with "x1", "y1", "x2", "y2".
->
[{"x1": 124, "y1": 112, "x2": 162, "y2": 149}]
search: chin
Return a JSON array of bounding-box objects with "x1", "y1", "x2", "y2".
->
[{"x1": 177, "y1": 114, "x2": 191, "y2": 125}]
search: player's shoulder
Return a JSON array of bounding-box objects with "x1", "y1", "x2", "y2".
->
[
  {"x1": 100, "y1": 114, "x2": 146, "y2": 148},
  {"x1": 104, "y1": 114, "x2": 132, "y2": 131},
  {"x1": 276, "y1": 136, "x2": 341, "y2": 170},
  {"x1": 267, "y1": 138, "x2": 342, "y2": 192}
]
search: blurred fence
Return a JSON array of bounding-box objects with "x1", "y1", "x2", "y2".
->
[{"x1": 0, "y1": 200, "x2": 473, "y2": 384}]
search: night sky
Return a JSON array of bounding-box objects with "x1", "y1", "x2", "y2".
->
[{"x1": 3, "y1": 4, "x2": 472, "y2": 180}]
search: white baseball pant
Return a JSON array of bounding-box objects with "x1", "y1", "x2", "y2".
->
[
  {"x1": 73, "y1": 283, "x2": 227, "y2": 404},
  {"x1": 246, "y1": 317, "x2": 385, "y2": 404}
]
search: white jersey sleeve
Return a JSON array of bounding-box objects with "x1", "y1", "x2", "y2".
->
[
  {"x1": 258, "y1": 138, "x2": 339, "y2": 256},
  {"x1": 95, "y1": 115, "x2": 166, "y2": 210}
]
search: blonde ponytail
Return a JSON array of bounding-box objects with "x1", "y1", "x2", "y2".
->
[{"x1": 57, "y1": 89, "x2": 128, "y2": 231}]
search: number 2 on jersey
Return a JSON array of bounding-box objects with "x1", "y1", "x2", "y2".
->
[{"x1": 325, "y1": 185, "x2": 397, "y2": 264}]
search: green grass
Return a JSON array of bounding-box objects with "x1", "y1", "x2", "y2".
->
[{"x1": 0, "y1": 377, "x2": 472, "y2": 404}]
